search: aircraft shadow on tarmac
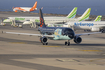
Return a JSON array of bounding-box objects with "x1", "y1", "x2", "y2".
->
[{"x1": 0, "y1": 37, "x2": 105, "y2": 47}]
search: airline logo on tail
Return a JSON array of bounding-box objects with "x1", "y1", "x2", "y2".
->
[
  {"x1": 79, "y1": 8, "x2": 91, "y2": 21},
  {"x1": 39, "y1": 9, "x2": 46, "y2": 27},
  {"x1": 40, "y1": 18, "x2": 44, "y2": 27},
  {"x1": 67, "y1": 7, "x2": 77, "y2": 18},
  {"x1": 13, "y1": 1, "x2": 37, "y2": 12},
  {"x1": 94, "y1": 15, "x2": 102, "y2": 21},
  {"x1": 30, "y1": 1, "x2": 37, "y2": 11}
]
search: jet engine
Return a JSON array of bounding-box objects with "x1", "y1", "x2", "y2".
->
[
  {"x1": 40, "y1": 36, "x2": 48, "y2": 45},
  {"x1": 74, "y1": 36, "x2": 82, "y2": 44}
]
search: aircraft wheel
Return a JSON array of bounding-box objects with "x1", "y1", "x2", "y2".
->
[
  {"x1": 43, "y1": 43, "x2": 45, "y2": 45},
  {"x1": 65, "y1": 41, "x2": 67, "y2": 45},
  {"x1": 67, "y1": 42, "x2": 70, "y2": 46},
  {"x1": 46, "y1": 42, "x2": 48, "y2": 45},
  {"x1": 42, "y1": 42, "x2": 48, "y2": 45},
  {"x1": 101, "y1": 29, "x2": 104, "y2": 33}
]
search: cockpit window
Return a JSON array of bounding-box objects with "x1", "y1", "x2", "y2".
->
[
  {"x1": 63, "y1": 28, "x2": 74, "y2": 35},
  {"x1": 64, "y1": 28, "x2": 73, "y2": 32},
  {"x1": 63, "y1": 28, "x2": 74, "y2": 39}
]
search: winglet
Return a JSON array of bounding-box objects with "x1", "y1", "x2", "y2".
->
[
  {"x1": 94, "y1": 15, "x2": 102, "y2": 21},
  {"x1": 39, "y1": 9, "x2": 46, "y2": 27},
  {"x1": 79, "y1": 8, "x2": 91, "y2": 21},
  {"x1": 67, "y1": 7, "x2": 77, "y2": 18}
]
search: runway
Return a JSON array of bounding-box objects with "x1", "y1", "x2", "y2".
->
[{"x1": 0, "y1": 12, "x2": 105, "y2": 70}]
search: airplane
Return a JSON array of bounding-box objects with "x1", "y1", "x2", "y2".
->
[
  {"x1": 63, "y1": 15, "x2": 102, "y2": 28},
  {"x1": 19, "y1": 8, "x2": 91, "y2": 25},
  {"x1": 62, "y1": 15, "x2": 105, "y2": 32},
  {"x1": 3, "y1": 7, "x2": 91, "y2": 27},
  {"x1": 47, "y1": 9, "x2": 94, "y2": 28},
  {"x1": 2, "y1": 9, "x2": 101, "y2": 46},
  {"x1": 3, "y1": 7, "x2": 78, "y2": 25},
  {"x1": 13, "y1": 1, "x2": 37, "y2": 12},
  {"x1": 21, "y1": 6, "x2": 78, "y2": 25}
]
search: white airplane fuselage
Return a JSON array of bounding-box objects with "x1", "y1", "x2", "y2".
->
[
  {"x1": 13, "y1": 7, "x2": 37, "y2": 12},
  {"x1": 63, "y1": 21, "x2": 105, "y2": 31},
  {"x1": 4, "y1": 17, "x2": 71, "y2": 24},
  {"x1": 4, "y1": 16, "x2": 88, "y2": 25}
]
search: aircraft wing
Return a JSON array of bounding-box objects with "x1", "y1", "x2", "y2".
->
[
  {"x1": 75, "y1": 32, "x2": 102, "y2": 36},
  {"x1": 2, "y1": 31, "x2": 54, "y2": 38}
]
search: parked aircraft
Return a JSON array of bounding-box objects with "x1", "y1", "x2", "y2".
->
[
  {"x1": 3, "y1": 7, "x2": 78, "y2": 25},
  {"x1": 3, "y1": 7, "x2": 91, "y2": 27},
  {"x1": 2, "y1": 9, "x2": 101, "y2": 46},
  {"x1": 63, "y1": 15, "x2": 102, "y2": 27},
  {"x1": 21, "y1": 8, "x2": 91, "y2": 25},
  {"x1": 22, "y1": 7, "x2": 78, "y2": 25},
  {"x1": 63, "y1": 15, "x2": 105, "y2": 32},
  {"x1": 13, "y1": 1, "x2": 37, "y2": 12},
  {"x1": 47, "y1": 15, "x2": 102, "y2": 27}
]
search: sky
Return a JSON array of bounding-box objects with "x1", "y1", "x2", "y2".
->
[{"x1": 0, "y1": 0, "x2": 105, "y2": 15}]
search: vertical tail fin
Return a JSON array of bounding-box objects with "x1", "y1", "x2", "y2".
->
[
  {"x1": 67, "y1": 7, "x2": 77, "y2": 18},
  {"x1": 78, "y1": 8, "x2": 91, "y2": 21},
  {"x1": 39, "y1": 9, "x2": 46, "y2": 27},
  {"x1": 94, "y1": 15, "x2": 102, "y2": 21},
  {"x1": 30, "y1": 1, "x2": 37, "y2": 11}
]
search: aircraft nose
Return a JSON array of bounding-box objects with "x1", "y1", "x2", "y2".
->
[
  {"x1": 62, "y1": 31, "x2": 74, "y2": 39},
  {"x1": 63, "y1": 29, "x2": 75, "y2": 39},
  {"x1": 62, "y1": 28, "x2": 75, "y2": 39}
]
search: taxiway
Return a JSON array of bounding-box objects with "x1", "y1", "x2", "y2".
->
[{"x1": 0, "y1": 12, "x2": 105, "y2": 70}]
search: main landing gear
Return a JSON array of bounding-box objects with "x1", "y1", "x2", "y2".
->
[
  {"x1": 42, "y1": 42, "x2": 48, "y2": 45},
  {"x1": 65, "y1": 40, "x2": 70, "y2": 46}
]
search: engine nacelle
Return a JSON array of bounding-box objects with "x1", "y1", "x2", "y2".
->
[
  {"x1": 91, "y1": 27, "x2": 100, "y2": 32},
  {"x1": 74, "y1": 36, "x2": 82, "y2": 44},
  {"x1": 40, "y1": 36, "x2": 48, "y2": 43}
]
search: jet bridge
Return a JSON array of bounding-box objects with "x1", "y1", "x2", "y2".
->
[{"x1": 23, "y1": 19, "x2": 37, "y2": 28}]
